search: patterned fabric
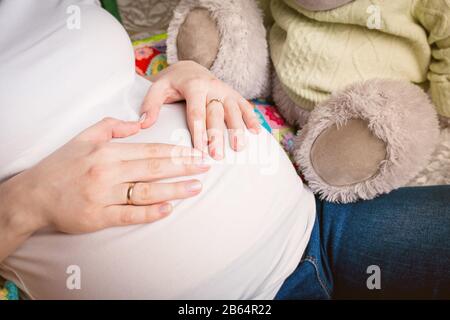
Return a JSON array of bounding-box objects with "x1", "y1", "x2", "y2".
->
[
  {"x1": 117, "y1": 0, "x2": 180, "y2": 40},
  {"x1": 0, "y1": 281, "x2": 19, "y2": 300},
  {"x1": 133, "y1": 34, "x2": 297, "y2": 159},
  {"x1": 133, "y1": 34, "x2": 168, "y2": 76}
]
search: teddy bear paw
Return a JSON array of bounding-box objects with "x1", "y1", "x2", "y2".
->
[
  {"x1": 294, "y1": 79, "x2": 440, "y2": 203},
  {"x1": 175, "y1": 8, "x2": 220, "y2": 69},
  {"x1": 166, "y1": 0, "x2": 270, "y2": 99},
  {"x1": 309, "y1": 118, "x2": 386, "y2": 187}
]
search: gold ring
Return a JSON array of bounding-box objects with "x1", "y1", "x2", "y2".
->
[
  {"x1": 126, "y1": 182, "x2": 135, "y2": 205},
  {"x1": 207, "y1": 98, "x2": 224, "y2": 107}
]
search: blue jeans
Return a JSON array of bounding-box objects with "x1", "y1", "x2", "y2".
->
[{"x1": 275, "y1": 185, "x2": 450, "y2": 299}]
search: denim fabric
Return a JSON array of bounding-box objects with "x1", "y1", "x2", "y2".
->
[{"x1": 276, "y1": 185, "x2": 450, "y2": 299}]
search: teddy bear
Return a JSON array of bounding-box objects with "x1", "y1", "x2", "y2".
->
[{"x1": 166, "y1": 0, "x2": 449, "y2": 203}]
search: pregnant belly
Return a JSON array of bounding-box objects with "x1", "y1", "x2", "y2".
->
[{"x1": 1, "y1": 85, "x2": 315, "y2": 300}]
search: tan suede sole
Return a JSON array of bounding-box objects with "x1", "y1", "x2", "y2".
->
[
  {"x1": 177, "y1": 8, "x2": 219, "y2": 69},
  {"x1": 310, "y1": 119, "x2": 386, "y2": 187}
]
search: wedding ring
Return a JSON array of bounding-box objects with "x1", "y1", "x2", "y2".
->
[
  {"x1": 126, "y1": 182, "x2": 136, "y2": 205},
  {"x1": 207, "y1": 98, "x2": 224, "y2": 108}
]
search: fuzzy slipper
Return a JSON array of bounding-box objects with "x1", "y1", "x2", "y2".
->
[{"x1": 295, "y1": 79, "x2": 440, "y2": 203}]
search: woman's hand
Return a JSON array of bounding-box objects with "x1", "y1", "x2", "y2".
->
[
  {"x1": 1, "y1": 117, "x2": 209, "y2": 245},
  {"x1": 139, "y1": 61, "x2": 261, "y2": 160}
]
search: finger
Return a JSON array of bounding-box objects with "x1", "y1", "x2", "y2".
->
[
  {"x1": 239, "y1": 99, "x2": 261, "y2": 134},
  {"x1": 206, "y1": 101, "x2": 225, "y2": 160},
  {"x1": 78, "y1": 117, "x2": 140, "y2": 142},
  {"x1": 108, "y1": 143, "x2": 203, "y2": 161},
  {"x1": 224, "y1": 99, "x2": 246, "y2": 152},
  {"x1": 185, "y1": 90, "x2": 208, "y2": 154},
  {"x1": 102, "y1": 203, "x2": 173, "y2": 227},
  {"x1": 118, "y1": 157, "x2": 210, "y2": 183},
  {"x1": 139, "y1": 80, "x2": 170, "y2": 128},
  {"x1": 111, "y1": 180, "x2": 202, "y2": 205}
]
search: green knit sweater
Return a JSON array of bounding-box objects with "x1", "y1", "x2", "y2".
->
[{"x1": 266, "y1": 0, "x2": 450, "y2": 117}]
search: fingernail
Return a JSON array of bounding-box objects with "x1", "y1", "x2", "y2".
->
[
  {"x1": 233, "y1": 135, "x2": 246, "y2": 151},
  {"x1": 211, "y1": 147, "x2": 223, "y2": 160},
  {"x1": 139, "y1": 112, "x2": 147, "y2": 124},
  {"x1": 159, "y1": 203, "x2": 172, "y2": 214},
  {"x1": 186, "y1": 180, "x2": 202, "y2": 193},
  {"x1": 233, "y1": 136, "x2": 244, "y2": 151}
]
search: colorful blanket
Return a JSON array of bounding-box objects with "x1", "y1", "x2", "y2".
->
[{"x1": 0, "y1": 281, "x2": 19, "y2": 300}]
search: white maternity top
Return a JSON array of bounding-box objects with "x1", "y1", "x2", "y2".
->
[{"x1": 0, "y1": 0, "x2": 315, "y2": 299}]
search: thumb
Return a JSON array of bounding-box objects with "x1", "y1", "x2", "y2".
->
[
  {"x1": 140, "y1": 80, "x2": 169, "y2": 129},
  {"x1": 77, "y1": 117, "x2": 140, "y2": 142}
]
